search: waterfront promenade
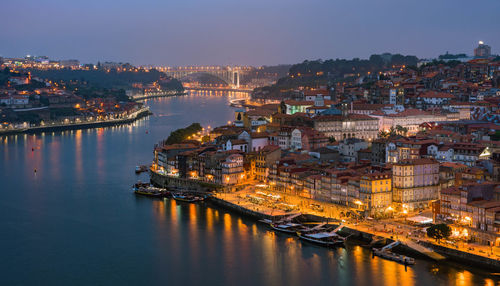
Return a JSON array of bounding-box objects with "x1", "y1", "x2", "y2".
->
[
  {"x1": 210, "y1": 187, "x2": 500, "y2": 269},
  {"x1": 152, "y1": 166, "x2": 500, "y2": 271},
  {"x1": 0, "y1": 106, "x2": 151, "y2": 136},
  {"x1": 130, "y1": 91, "x2": 187, "y2": 101}
]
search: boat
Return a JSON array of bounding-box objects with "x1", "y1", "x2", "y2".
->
[
  {"x1": 134, "y1": 188, "x2": 164, "y2": 198},
  {"x1": 297, "y1": 232, "x2": 345, "y2": 247},
  {"x1": 269, "y1": 222, "x2": 305, "y2": 234},
  {"x1": 132, "y1": 181, "x2": 166, "y2": 198},
  {"x1": 172, "y1": 193, "x2": 205, "y2": 203},
  {"x1": 372, "y1": 241, "x2": 415, "y2": 265},
  {"x1": 135, "y1": 165, "x2": 149, "y2": 174},
  {"x1": 132, "y1": 181, "x2": 151, "y2": 191},
  {"x1": 300, "y1": 222, "x2": 328, "y2": 234}
]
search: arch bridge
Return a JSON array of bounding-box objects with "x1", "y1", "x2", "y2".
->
[{"x1": 165, "y1": 66, "x2": 240, "y2": 88}]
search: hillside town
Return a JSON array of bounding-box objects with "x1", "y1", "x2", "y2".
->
[
  {"x1": 0, "y1": 57, "x2": 177, "y2": 132},
  {"x1": 151, "y1": 42, "x2": 500, "y2": 253}
]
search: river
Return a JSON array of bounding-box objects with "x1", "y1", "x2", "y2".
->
[{"x1": 0, "y1": 91, "x2": 497, "y2": 286}]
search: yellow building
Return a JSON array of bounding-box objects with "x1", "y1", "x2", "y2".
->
[{"x1": 360, "y1": 172, "x2": 392, "y2": 216}]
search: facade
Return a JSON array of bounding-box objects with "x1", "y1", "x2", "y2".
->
[
  {"x1": 313, "y1": 114, "x2": 379, "y2": 141},
  {"x1": 371, "y1": 139, "x2": 387, "y2": 165},
  {"x1": 360, "y1": 172, "x2": 392, "y2": 216},
  {"x1": 277, "y1": 126, "x2": 293, "y2": 150},
  {"x1": 339, "y1": 138, "x2": 369, "y2": 162},
  {"x1": 474, "y1": 41, "x2": 491, "y2": 58},
  {"x1": 291, "y1": 127, "x2": 328, "y2": 151},
  {"x1": 392, "y1": 158, "x2": 440, "y2": 211},
  {"x1": 255, "y1": 145, "x2": 281, "y2": 182},
  {"x1": 221, "y1": 154, "x2": 244, "y2": 185},
  {"x1": 418, "y1": 91, "x2": 455, "y2": 108}
]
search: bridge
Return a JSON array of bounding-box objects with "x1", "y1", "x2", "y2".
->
[{"x1": 164, "y1": 66, "x2": 241, "y2": 88}]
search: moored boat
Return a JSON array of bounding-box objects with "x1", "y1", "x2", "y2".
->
[
  {"x1": 134, "y1": 188, "x2": 164, "y2": 198},
  {"x1": 132, "y1": 181, "x2": 151, "y2": 191},
  {"x1": 172, "y1": 193, "x2": 205, "y2": 203},
  {"x1": 135, "y1": 165, "x2": 149, "y2": 174},
  {"x1": 132, "y1": 181, "x2": 167, "y2": 197},
  {"x1": 372, "y1": 240, "x2": 415, "y2": 265},
  {"x1": 269, "y1": 222, "x2": 305, "y2": 234},
  {"x1": 297, "y1": 232, "x2": 345, "y2": 247},
  {"x1": 373, "y1": 248, "x2": 415, "y2": 265}
]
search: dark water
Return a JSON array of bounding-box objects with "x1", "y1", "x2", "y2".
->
[{"x1": 0, "y1": 92, "x2": 498, "y2": 286}]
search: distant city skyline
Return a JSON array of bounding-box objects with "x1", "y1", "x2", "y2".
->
[{"x1": 2, "y1": 0, "x2": 499, "y2": 66}]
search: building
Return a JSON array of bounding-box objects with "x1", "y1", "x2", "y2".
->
[
  {"x1": 359, "y1": 172, "x2": 392, "y2": 216},
  {"x1": 290, "y1": 127, "x2": 328, "y2": 151},
  {"x1": 255, "y1": 145, "x2": 281, "y2": 182},
  {"x1": 313, "y1": 114, "x2": 379, "y2": 141},
  {"x1": 338, "y1": 138, "x2": 369, "y2": 162},
  {"x1": 0, "y1": 95, "x2": 29, "y2": 107},
  {"x1": 277, "y1": 126, "x2": 294, "y2": 150},
  {"x1": 59, "y1": 59, "x2": 80, "y2": 68},
  {"x1": 392, "y1": 158, "x2": 440, "y2": 211},
  {"x1": 453, "y1": 143, "x2": 490, "y2": 167},
  {"x1": 474, "y1": 41, "x2": 491, "y2": 58},
  {"x1": 221, "y1": 153, "x2": 244, "y2": 185},
  {"x1": 418, "y1": 91, "x2": 455, "y2": 108},
  {"x1": 284, "y1": 97, "x2": 333, "y2": 115},
  {"x1": 371, "y1": 138, "x2": 387, "y2": 165},
  {"x1": 373, "y1": 109, "x2": 458, "y2": 135}
]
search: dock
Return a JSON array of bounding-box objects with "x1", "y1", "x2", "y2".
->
[{"x1": 403, "y1": 240, "x2": 446, "y2": 260}]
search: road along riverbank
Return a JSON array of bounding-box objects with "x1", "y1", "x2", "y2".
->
[{"x1": 0, "y1": 106, "x2": 152, "y2": 136}]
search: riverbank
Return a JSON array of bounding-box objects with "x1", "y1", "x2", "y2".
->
[
  {"x1": 204, "y1": 192, "x2": 500, "y2": 272},
  {"x1": 149, "y1": 167, "x2": 500, "y2": 271},
  {"x1": 0, "y1": 106, "x2": 152, "y2": 136},
  {"x1": 131, "y1": 91, "x2": 187, "y2": 101}
]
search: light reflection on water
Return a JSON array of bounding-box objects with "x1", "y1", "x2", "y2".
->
[{"x1": 0, "y1": 93, "x2": 497, "y2": 286}]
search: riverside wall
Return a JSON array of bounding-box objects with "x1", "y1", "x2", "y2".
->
[
  {"x1": 0, "y1": 108, "x2": 151, "y2": 136},
  {"x1": 420, "y1": 241, "x2": 500, "y2": 271}
]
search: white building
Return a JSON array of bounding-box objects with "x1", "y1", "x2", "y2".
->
[
  {"x1": 427, "y1": 144, "x2": 454, "y2": 162},
  {"x1": 339, "y1": 138, "x2": 369, "y2": 162},
  {"x1": 313, "y1": 114, "x2": 379, "y2": 141}
]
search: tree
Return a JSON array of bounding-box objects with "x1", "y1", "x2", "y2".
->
[
  {"x1": 164, "y1": 123, "x2": 202, "y2": 145},
  {"x1": 328, "y1": 136, "x2": 336, "y2": 143},
  {"x1": 378, "y1": 130, "x2": 389, "y2": 138},
  {"x1": 389, "y1": 126, "x2": 396, "y2": 137},
  {"x1": 426, "y1": 224, "x2": 451, "y2": 242},
  {"x1": 395, "y1": 125, "x2": 408, "y2": 136}
]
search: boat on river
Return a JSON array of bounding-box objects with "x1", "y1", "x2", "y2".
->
[
  {"x1": 297, "y1": 223, "x2": 346, "y2": 247},
  {"x1": 297, "y1": 232, "x2": 345, "y2": 247},
  {"x1": 172, "y1": 193, "x2": 205, "y2": 203},
  {"x1": 372, "y1": 241, "x2": 415, "y2": 265},
  {"x1": 270, "y1": 222, "x2": 306, "y2": 234},
  {"x1": 135, "y1": 165, "x2": 149, "y2": 174},
  {"x1": 133, "y1": 182, "x2": 166, "y2": 198},
  {"x1": 134, "y1": 188, "x2": 164, "y2": 198}
]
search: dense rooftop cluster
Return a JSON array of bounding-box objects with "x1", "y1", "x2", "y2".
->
[{"x1": 153, "y1": 48, "x2": 500, "y2": 246}]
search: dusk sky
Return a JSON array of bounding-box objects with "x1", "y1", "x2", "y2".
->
[{"x1": 2, "y1": 0, "x2": 499, "y2": 66}]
